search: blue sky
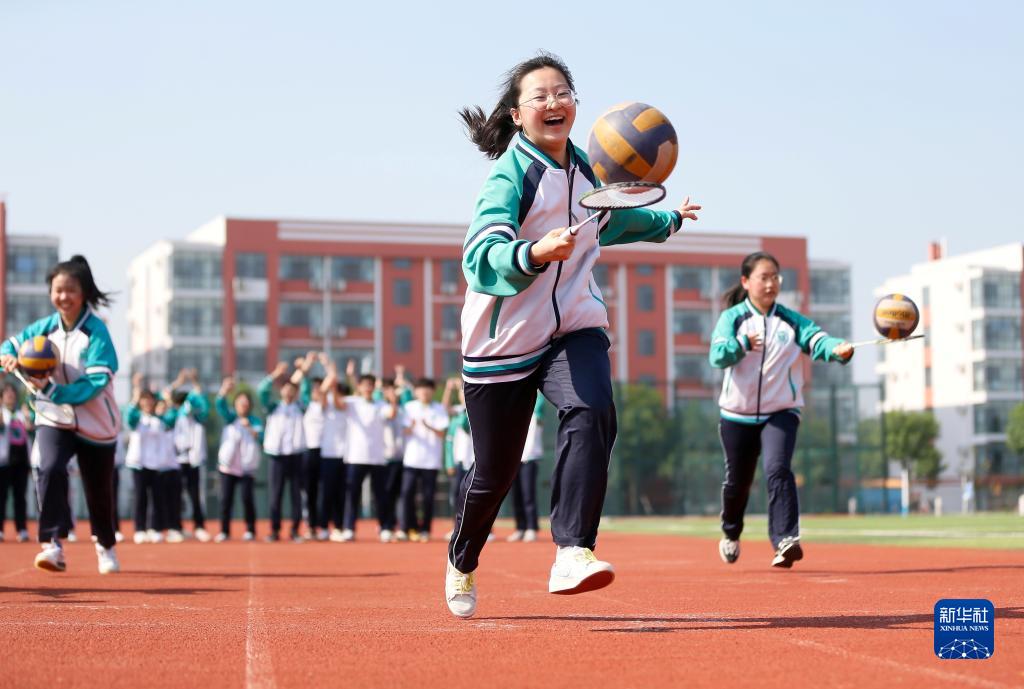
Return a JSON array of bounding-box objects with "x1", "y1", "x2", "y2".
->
[{"x1": 2, "y1": 1, "x2": 1022, "y2": 382}]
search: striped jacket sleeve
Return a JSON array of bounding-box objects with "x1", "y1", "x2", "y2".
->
[
  {"x1": 1, "y1": 316, "x2": 55, "y2": 358},
  {"x1": 788, "y1": 308, "x2": 851, "y2": 364},
  {"x1": 463, "y1": 160, "x2": 548, "y2": 297},
  {"x1": 598, "y1": 208, "x2": 683, "y2": 247},
  {"x1": 708, "y1": 307, "x2": 749, "y2": 369}
]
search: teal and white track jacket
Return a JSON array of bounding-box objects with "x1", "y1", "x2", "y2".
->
[
  {"x1": 461, "y1": 133, "x2": 685, "y2": 384},
  {"x1": 709, "y1": 299, "x2": 850, "y2": 424},
  {"x1": 2, "y1": 307, "x2": 120, "y2": 445}
]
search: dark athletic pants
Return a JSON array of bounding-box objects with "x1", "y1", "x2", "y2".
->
[
  {"x1": 449, "y1": 465, "x2": 469, "y2": 511},
  {"x1": 400, "y1": 467, "x2": 437, "y2": 534},
  {"x1": 511, "y1": 460, "x2": 540, "y2": 532},
  {"x1": 380, "y1": 458, "x2": 403, "y2": 531},
  {"x1": 162, "y1": 468, "x2": 183, "y2": 531},
  {"x1": 179, "y1": 464, "x2": 205, "y2": 529},
  {"x1": 317, "y1": 456, "x2": 345, "y2": 530},
  {"x1": 133, "y1": 468, "x2": 165, "y2": 532},
  {"x1": 0, "y1": 444, "x2": 30, "y2": 532},
  {"x1": 344, "y1": 464, "x2": 387, "y2": 531},
  {"x1": 719, "y1": 411, "x2": 801, "y2": 549},
  {"x1": 303, "y1": 448, "x2": 321, "y2": 531},
  {"x1": 268, "y1": 454, "x2": 302, "y2": 536},
  {"x1": 35, "y1": 426, "x2": 116, "y2": 549},
  {"x1": 219, "y1": 472, "x2": 256, "y2": 536},
  {"x1": 449, "y1": 328, "x2": 616, "y2": 573}
]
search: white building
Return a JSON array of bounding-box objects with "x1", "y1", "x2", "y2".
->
[
  {"x1": 2, "y1": 198, "x2": 61, "y2": 342},
  {"x1": 876, "y1": 242, "x2": 1024, "y2": 511}
]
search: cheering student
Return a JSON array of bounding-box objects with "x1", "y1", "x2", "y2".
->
[
  {"x1": 0, "y1": 255, "x2": 121, "y2": 574},
  {"x1": 214, "y1": 378, "x2": 263, "y2": 541},
  {"x1": 445, "y1": 52, "x2": 699, "y2": 618},
  {"x1": 0, "y1": 382, "x2": 33, "y2": 543},
  {"x1": 710, "y1": 251, "x2": 852, "y2": 569}
]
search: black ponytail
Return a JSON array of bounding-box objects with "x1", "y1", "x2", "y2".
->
[
  {"x1": 47, "y1": 254, "x2": 113, "y2": 308},
  {"x1": 722, "y1": 252, "x2": 780, "y2": 308},
  {"x1": 459, "y1": 51, "x2": 576, "y2": 159}
]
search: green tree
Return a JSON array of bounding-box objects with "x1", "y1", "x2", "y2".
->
[
  {"x1": 612, "y1": 383, "x2": 676, "y2": 514},
  {"x1": 885, "y1": 410, "x2": 943, "y2": 482},
  {"x1": 1006, "y1": 403, "x2": 1024, "y2": 456}
]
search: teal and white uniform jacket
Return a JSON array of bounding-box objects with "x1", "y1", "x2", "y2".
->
[
  {"x1": 709, "y1": 299, "x2": 850, "y2": 424},
  {"x1": 2, "y1": 307, "x2": 120, "y2": 445},
  {"x1": 461, "y1": 133, "x2": 685, "y2": 384}
]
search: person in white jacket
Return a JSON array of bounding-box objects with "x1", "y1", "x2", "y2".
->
[
  {"x1": 398, "y1": 378, "x2": 449, "y2": 543},
  {"x1": 258, "y1": 362, "x2": 307, "y2": 543},
  {"x1": 214, "y1": 378, "x2": 263, "y2": 542}
]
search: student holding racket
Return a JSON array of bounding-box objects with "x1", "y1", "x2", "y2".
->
[
  {"x1": 445, "y1": 52, "x2": 700, "y2": 618},
  {"x1": 709, "y1": 252, "x2": 852, "y2": 569},
  {"x1": 0, "y1": 255, "x2": 121, "y2": 574}
]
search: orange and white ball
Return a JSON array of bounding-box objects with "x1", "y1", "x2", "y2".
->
[{"x1": 873, "y1": 294, "x2": 920, "y2": 339}]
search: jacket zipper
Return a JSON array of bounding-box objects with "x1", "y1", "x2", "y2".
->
[
  {"x1": 550, "y1": 164, "x2": 576, "y2": 334},
  {"x1": 755, "y1": 312, "x2": 767, "y2": 422}
]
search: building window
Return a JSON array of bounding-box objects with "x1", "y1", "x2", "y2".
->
[
  {"x1": 973, "y1": 317, "x2": 1022, "y2": 350},
  {"x1": 921, "y1": 286, "x2": 931, "y2": 309},
  {"x1": 973, "y1": 401, "x2": 1018, "y2": 435},
  {"x1": 592, "y1": 264, "x2": 611, "y2": 290},
  {"x1": 393, "y1": 279, "x2": 412, "y2": 307},
  {"x1": 924, "y1": 367, "x2": 932, "y2": 389},
  {"x1": 167, "y1": 345, "x2": 222, "y2": 383},
  {"x1": 441, "y1": 349, "x2": 462, "y2": 377},
  {"x1": 280, "y1": 255, "x2": 322, "y2": 283},
  {"x1": 235, "y1": 252, "x2": 266, "y2": 279},
  {"x1": 672, "y1": 309, "x2": 711, "y2": 336},
  {"x1": 780, "y1": 269, "x2": 798, "y2": 292},
  {"x1": 637, "y1": 285, "x2": 655, "y2": 312},
  {"x1": 5, "y1": 293, "x2": 52, "y2": 337},
  {"x1": 328, "y1": 349, "x2": 374, "y2": 375},
  {"x1": 331, "y1": 302, "x2": 374, "y2": 330},
  {"x1": 718, "y1": 268, "x2": 737, "y2": 296},
  {"x1": 811, "y1": 313, "x2": 851, "y2": 338},
  {"x1": 393, "y1": 258, "x2": 412, "y2": 270},
  {"x1": 235, "y1": 300, "x2": 266, "y2": 326},
  {"x1": 674, "y1": 353, "x2": 712, "y2": 385},
  {"x1": 279, "y1": 301, "x2": 322, "y2": 330},
  {"x1": 170, "y1": 298, "x2": 222, "y2": 337},
  {"x1": 394, "y1": 325, "x2": 413, "y2": 353},
  {"x1": 6, "y1": 245, "x2": 59, "y2": 286},
  {"x1": 235, "y1": 347, "x2": 267, "y2": 373},
  {"x1": 672, "y1": 266, "x2": 711, "y2": 295},
  {"x1": 972, "y1": 274, "x2": 1021, "y2": 309},
  {"x1": 173, "y1": 252, "x2": 222, "y2": 290},
  {"x1": 637, "y1": 330, "x2": 656, "y2": 356},
  {"x1": 440, "y1": 259, "x2": 462, "y2": 294},
  {"x1": 974, "y1": 361, "x2": 1023, "y2": 392},
  {"x1": 330, "y1": 256, "x2": 374, "y2": 283},
  {"x1": 636, "y1": 264, "x2": 654, "y2": 277},
  {"x1": 441, "y1": 304, "x2": 461, "y2": 331},
  {"x1": 809, "y1": 268, "x2": 850, "y2": 306}
]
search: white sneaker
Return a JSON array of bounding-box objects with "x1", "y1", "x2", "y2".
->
[
  {"x1": 380, "y1": 529, "x2": 393, "y2": 543},
  {"x1": 66, "y1": 532, "x2": 78, "y2": 543},
  {"x1": 0, "y1": 533, "x2": 5, "y2": 542},
  {"x1": 34, "y1": 542, "x2": 66, "y2": 573},
  {"x1": 17, "y1": 529, "x2": 30, "y2": 543},
  {"x1": 329, "y1": 528, "x2": 346, "y2": 543},
  {"x1": 214, "y1": 532, "x2": 229, "y2": 543},
  {"x1": 147, "y1": 529, "x2": 164, "y2": 544},
  {"x1": 719, "y1": 538, "x2": 740, "y2": 564},
  {"x1": 444, "y1": 560, "x2": 477, "y2": 618},
  {"x1": 315, "y1": 528, "x2": 329, "y2": 542},
  {"x1": 444, "y1": 529, "x2": 454, "y2": 541},
  {"x1": 506, "y1": 530, "x2": 524, "y2": 542},
  {"x1": 339, "y1": 529, "x2": 355, "y2": 542},
  {"x1": 115, "y1": 531, "x2": 125, "y2": 544},
  {"x1": 133, "y1": 531, "x2": 148, "y2": 545},
  {"x1": 96, "y1": 543, "x2": 120, "y2": 574},
  {"x1": 548, "y1": 546, "x2": 615, "y2": 595},
  {"x1": 165, "y1": 530, "x2": 185, "y2": 544},
  {"x1": 418, "y1": 532, "x2": 431, "y2": 543},
  {"x1": 194, "y1": 528, "x2": 211, "y2": 543},
  {"x1": 523, "y1": 529, "x2": 538, "y2": 543},
  {"x1": 393, "y1": 530, "x2": 409, "y2": 542},
  {"x1": 242, "y1": 531, "x2": 255, "y2": 542}
]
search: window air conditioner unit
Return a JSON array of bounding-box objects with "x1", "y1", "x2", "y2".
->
[{"x1": 336, "y1": 326, "x2": 349, "y2": 338}]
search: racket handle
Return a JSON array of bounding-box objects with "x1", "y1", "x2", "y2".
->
[
  {"x1": 11, "y1": 368, "x2": 41, "y2": 393},
  {"x1": 849, "y1": 334, "x2": 925, "y2": 348},
  {"x1": 559, "y1": 211, "x2": 602, "y2": 239}
]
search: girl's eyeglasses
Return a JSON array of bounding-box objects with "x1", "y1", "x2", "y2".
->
[{"x1": 516, "y1": 90, "x2": 578, "y2": 110}]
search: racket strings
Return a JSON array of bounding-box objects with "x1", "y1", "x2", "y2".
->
[{"x1": 579, "y1": 182, "x2": 665, "y2": 210}]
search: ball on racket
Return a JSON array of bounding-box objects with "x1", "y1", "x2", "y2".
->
[
  {"x1": 873, "y1": 294, "x2": 920, "y2": 339},
  {"x1": 18, "y1": 336, "x2": 59, "y2": 377},
  {"x1": 587, "y1": 102, "x2": 678, "y2": 185}
]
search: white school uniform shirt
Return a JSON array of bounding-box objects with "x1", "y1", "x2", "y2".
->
[
  {"x1": 344, "y1": 396, "x2": 392, "y2": 466},
  {"x1": 126, "y1": 413, "x2": 172, "y2": 471},
  {"x1": 402, "y1": 400, "x2": 449, "y2": 471},
  {"x1": 174, "y1": 413, "x2": 207, "y2": 467},
  {"x1": 319, "y1": 395, "x2": 348, "y2": 460},
  {"x1": 114, "y1": 432, "x2": 126, "y2": 468},
  {"x1": 522, "y1": 415, "x2": 543, "y2": 463},
  {"x1": 263, "y1": 402, "x2": 306, "y2": 456},
  {"x1": 158, "y1": 425, "x2": 180, "y2": 471},
  {"x1": 218, "y1": 419, "x2": 262, "y2": 477},
  {"x1": 303, "y1": 400, "x2": 325, "y2": 451},
  {"x1": 452, "y1": 410, "x2": 475, "y2": 471},
  {"x1": 383, "y1": 407, "x2": 407, "y2": 461}
]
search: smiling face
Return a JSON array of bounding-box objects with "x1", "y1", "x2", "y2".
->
[
  {"x1": 741, "y1": 259, "x2": 782, "y2": 311},
  {"x1": 234, "y1": 393, "x2": 252, "y2": 417},
  {"x1": 50, "y1": 272, "x2": 85, "y2": 325},
  {"x1": 511, "y1": 66, "x2": 577, "y2": 166}
]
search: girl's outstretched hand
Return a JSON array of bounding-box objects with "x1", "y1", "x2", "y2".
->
[
  {"x1": 529, "y1": 228, "x2": 577, "y2": 265},
  {"x1": 677, "y1": 196, "x2": 701, "y2": 223}
]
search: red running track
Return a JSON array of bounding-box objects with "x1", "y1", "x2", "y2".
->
[{"x1": 1, "y1": 520, "x2": 1022, "y2": 689}]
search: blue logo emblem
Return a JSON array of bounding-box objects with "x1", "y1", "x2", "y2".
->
[{"x1": 934, "y1": 599, "x2": 994, "y2": 659}]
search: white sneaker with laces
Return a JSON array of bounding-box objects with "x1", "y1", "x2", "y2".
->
[
  {"x1": 506, "y1": 530, "x2": 524, "y2": 543},
  {"x1": 165, "y1": 530, "x2": 185, "y2": 544},
  {"x1": 339, "y1": 529, "x2": 355, "y2": 542},
  {"x1": 147, "y1": 529, "x2": 164, "y2": 544},
  {"x1": 523, "y1": 529, "x2": 538, "y2": 543},
  {"x1": 242, "y1": 531, "x2": 255, "y2": 542},
  {"x1": 194, "y1": 528, "x2": 212, "y2": 543},
  {"x1": 133, "y1": 531, "x2": 148, "y2": 545},
  {"x1": 96, "y1": 543, "x2": 120, "y2": 574},
  {"x1": 34, "y1": 542, "x2": 66, "y2": 573},
  {"x1": 380, "y1": 529, "x2": 393, "y2": 543},
  {"x1": 17, "y1": 529, "x2": 31, "y2": 543},
  {"x1": 445, "y1": 560, "x2": 477, "y2": 618},
  {"x1": 115, "y1": 531, "x2": 125, "y2": 544},
  {"x1": 214, "y1": 532, "x2": 229, "y2": 543},
  {"x1": 548, "y1": 546, "x2": 615, "y2": 594},
  {"x1": 719, "y1": 538, "x2": 740, "y2": 564},
  {"x1": 329, "y1": 528, "x2": 346, "y2": 542}
]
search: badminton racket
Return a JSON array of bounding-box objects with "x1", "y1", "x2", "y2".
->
[
  {"x1": 10, "y1": 368, "x2": 76, "y2": 426},
  {"x1": 848, "y1": 334, "x2": 925, "y2": 348},
  {"x1": 560, "y1": 181, "x2": 667, "y2": 238}
]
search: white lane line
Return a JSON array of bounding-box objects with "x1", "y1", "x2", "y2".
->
[
  {"x1": 245, "y1": 548, "x2": 275, "y2": 689},
  {"x1": 790, "y1": 638, "x2": 1015, "y2": 689}
]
